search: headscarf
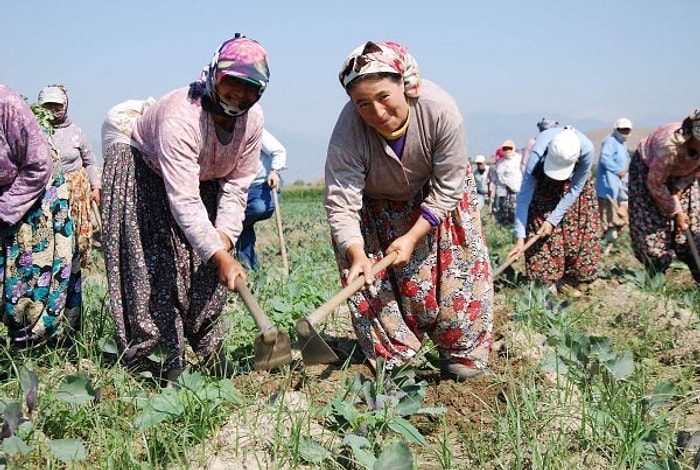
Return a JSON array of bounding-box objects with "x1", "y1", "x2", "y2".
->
[
  {"x1": 38, "y1": 84, "x2": 70, "y2": 127},
  {"x1": 537, "y1": 118, "x2": 558, "y2": 132},
  {"x1": 195, "y1": 35, "x2": 270, "y2": 117},
  {"x1": 689, "y1": 108, "x2": 700, "y2": 140},
  {"x1": 338, "y1": 41, "x2": 421, "y2": 98}
]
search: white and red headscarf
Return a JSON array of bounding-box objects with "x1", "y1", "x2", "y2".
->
[{"x1": 338, "y1": 41, "x2": 421, "y2": 98}]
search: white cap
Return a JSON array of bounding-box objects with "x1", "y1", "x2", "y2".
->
[
  {"x1": 614, "y1": 117, "x2": 633, "y2": 130},
  {"x1": 544, "y1": 128, "x2": 581, "y2": 181},
  {"x1": 473, "y1": 154, "x2": 486, "y2": 164},
  {"x1": 38, "y1": 86, "x2": 67, "y2": 105}
]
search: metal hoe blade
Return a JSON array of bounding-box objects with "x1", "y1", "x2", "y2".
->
[
  {"x1": 296, "y1": 318, "x2": 339, "y2": 366},
  {"x1": 254, "y1": 328, "x2": 293, "y2": 371}
]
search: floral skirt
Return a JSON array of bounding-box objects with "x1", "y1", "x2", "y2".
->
[
  {"x1": 65, "y1": 168, "x2": 93, "y2": 267},
  {"x1": 525, "y1": 178, "x2": 600, "y2": 284},
  {"x1": 333, "y1": 175, "x2": 493, "y2": 370},
  {"x1": 628, "y1": 152, "x2": 700, "y2": 280},
  {"x1": 1, "y1": 160, "x2": 81, "y2": 350},
  {"x1": 101, "y1": 143, "x2": 228, "y2": 369}
]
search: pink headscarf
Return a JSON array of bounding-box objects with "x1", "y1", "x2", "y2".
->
[{"x1": 338, "y1": 41, "x2": 421, "y2": 98}]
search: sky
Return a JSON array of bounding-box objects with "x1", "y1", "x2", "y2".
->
[{"x1": 2, "y1": 0, "x2": 698, "y2": 183}]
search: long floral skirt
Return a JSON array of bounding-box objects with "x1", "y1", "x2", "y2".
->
[
  {"x1": 65, "y1": 168, "x2": 93, "y2": 268},
  {"x1": 333, "y1": 177, "x2": 493, "y2": 370},
  {"x1": 525, "y1": 178, "x2": 600, "y2": 285},
  {"x1": 628, "y1": 151, "x2": 700, "y2": 281},
  {"x1": 1, "y1": 160, "x2": 81, "y2": 350},
  {"x1": 101, "y1": 143, "x2": 228, "y2": 369}
]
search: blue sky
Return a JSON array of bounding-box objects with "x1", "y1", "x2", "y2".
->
[{"x1": 2, "y1": 0, "x2": 697, "y2": 182}]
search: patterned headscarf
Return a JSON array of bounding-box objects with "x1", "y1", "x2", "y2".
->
[
  {"x1": 200, "y1": 35, "x2": 270, "y2": 117},
  {"x1": 689, "y1": 108, "x2": 700, "y2": 140},
  {"x1": 338, "y1": 41, "x2": 421, "y2": 98}
]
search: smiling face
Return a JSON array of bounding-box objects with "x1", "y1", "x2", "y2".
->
[
  {"x1": 347, "y1": 76, "x2": 409, "y2": 135},
  {"x1": 215, "y1": 75, "x2": 261, "y2": 114}
]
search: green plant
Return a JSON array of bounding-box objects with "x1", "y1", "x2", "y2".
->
[{"x1": 309, "y1": 359, "x2": 445, "y2": 469}]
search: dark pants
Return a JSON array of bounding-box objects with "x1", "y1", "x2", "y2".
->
[{"x1": 235, "y1": 182, "x2": 276, "y2": 270}]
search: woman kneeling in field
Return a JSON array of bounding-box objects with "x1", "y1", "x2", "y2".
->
[{"x1": 324, "y1": 41, "x2": 493, "y2": 381}]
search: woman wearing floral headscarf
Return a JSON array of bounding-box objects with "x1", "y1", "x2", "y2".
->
[
  {"x1": 1, "y1": 84, "x2": 81, "y2": 350},
  {"x1": 629, "y1": 109, "x2": 700, "y2": 282},
  {"x1": 39, "y1": 84, "x2": 101, "y2": 268},
  {"x1": 101, "y1": 35, "x2": 269, "y2": 382},
  {"x1": 325, "y1": 41, "x2": 493, "y2": 381}
]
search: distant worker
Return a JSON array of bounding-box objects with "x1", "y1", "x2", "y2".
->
[
  {"x1": 596, "y1": 118, "x2": 633, "y2": 243},
  {"x1": 509, "y1": 126, "x2": 601, "y2": 296},
  {"x1": 39, "y1": 84, "x2": 102, "y2": 267},
  {"x1": 235, "y1": 128, "x2": 287, "y2": 270},
  {"x1": 472, "y1": 154, "x2": 490, "y2": 210},
  {"x1": 628, "y1": 109, "x2": 700, "y2": 283},
  {"x1": 0, "y1": 84, "x2": 81, "y2": 350},
  {"x1": 491, "y1": 140, "x2": 522, "y2": 225}
]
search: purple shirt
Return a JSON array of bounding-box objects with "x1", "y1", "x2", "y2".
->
[{"x1": 0, "y1": 85, "x2": 53, "y2": 225}]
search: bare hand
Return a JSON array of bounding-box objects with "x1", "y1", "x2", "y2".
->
[
  {"x1": 91, "y1": 189, "x2": 101, "y2": 205},
  {"x1": 675, "y1": 211, "x2": 690, "y2": 233},
  {"x1": 267, "y1": 171, "x2": 280, "y2": 190},
  {"x1": 386, "y1": 234, "x2": 417, "y2": 267},
  {"x1": 211, "y1": 251, "x2": 246, "y2": 291},
  {"x1": 537, "y1": 221, "x2": 554, "y2": 238},
  {"x1": 508, "y1": 238, "x2": 525, "y2": 259},
  {"x1": 617, "y1": 170, "x2": 627, "y2": 179}
]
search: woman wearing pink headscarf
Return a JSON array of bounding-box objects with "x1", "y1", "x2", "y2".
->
[
  {"x1": 101, "y1": 35, "x2": 269, "y2": 383},
  {"x1": 325, "y1": 41, "x2": 493, "y2": 381}
]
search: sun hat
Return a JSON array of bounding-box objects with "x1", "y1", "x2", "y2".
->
[
  {"x1": 614, "y1": 117, "x2": 633, "y2": 130},
  {"x1": 544, "y1": 128, "x2": 581, "y2": 180},
  {"x1": 501, "y1": 139, "x2": 516, "y2": 150},
  {"x1": 38, "y1": 85, "x2": 67, "y2": 105},
  {"x1": 473, "y1": 154, "x2": 486, "y2": 164}
]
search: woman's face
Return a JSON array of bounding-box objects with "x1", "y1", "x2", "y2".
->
[
  {"x1": 216, "y1": 75, "x2": 260, "y2": 111},
  {"x1": 42, "y1": 102, "x2": 67, "y2": 123},
  {"x1": 348, "y1": 78, "x2": 409, "y2": 135}
]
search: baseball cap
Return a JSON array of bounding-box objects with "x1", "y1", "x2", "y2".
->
[{"x1": 544, "y1": 128, "x2": 581, "y2": 181}]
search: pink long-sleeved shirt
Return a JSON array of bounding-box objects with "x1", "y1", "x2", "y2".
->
[
  {"x1": 131, "y1": 87, "x2": 263, "y2": 261},
  {"x1": 638, "y1": 122, "x2": 700, "y2": 216}
]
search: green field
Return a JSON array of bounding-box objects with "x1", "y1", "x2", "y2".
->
[{"x1": 1, "y1": 197, "x2": 699, "y2": 469}]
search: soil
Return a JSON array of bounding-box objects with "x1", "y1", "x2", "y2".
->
[{"x1": 192, "y1": 222, "x2": 700, "y2": 469}]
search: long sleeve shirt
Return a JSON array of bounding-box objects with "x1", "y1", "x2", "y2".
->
[
  {"x1": 130, "y1": 87, "x2": 263, "y2": 262},
  {"x1": 514, "y1": 127, "x2": 594, "y2": 239},
  {"x1": 325, "y1": 80, "x2": 468, "y2": 256},
  {"x1": 251, "y1": 128, "x2": 287, "y2": 186},
  {"x1": 594, "y1": 132, "x2": 629, "y2": 200},
  {"x1": 51, "y1": 122, "x2": 102, "y2": 189},
  {"x1": 0, "y1": 85, "x2": 53, "y2": 225},
  {"x1": 638, "y1": 122, "x2": 700, "y2": 216}
]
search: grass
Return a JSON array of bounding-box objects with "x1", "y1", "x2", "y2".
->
[{"x1": 1, "y1": 198, "x2": 698, "y2": 469}]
